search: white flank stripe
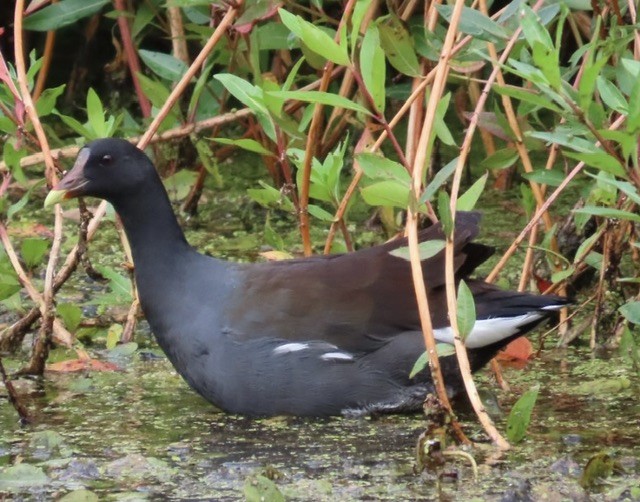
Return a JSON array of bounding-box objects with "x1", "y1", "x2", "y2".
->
[
  {"x1": 273, "y1": 343, "x2": 309, "y2": 355},
  {"x1": 433, "y1": 313, "x2": 544, "y2": 349},
  {"x1": 320, "y1": 352, "x2": 353, "y2": 361}
]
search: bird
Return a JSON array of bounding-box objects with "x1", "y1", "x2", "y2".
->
[{"x1": 44, "y1": 138, "x2": 567, "y2": 417}]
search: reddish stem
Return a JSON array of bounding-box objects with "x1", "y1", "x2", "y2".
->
[{"x1": 113, "y1": 0, "x2": 152, "y2": 118}]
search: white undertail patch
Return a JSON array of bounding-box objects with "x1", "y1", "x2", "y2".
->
[{"x1": 433, "y1": 312, "x2": 548, "y2": 349}]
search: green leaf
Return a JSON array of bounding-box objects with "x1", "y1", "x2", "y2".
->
[
  {"x1": 0, "y1": 273, "x2": 20, "y2": 302},
  {"x1": 409, "y1": 351, "x2": 428, "y2": 379},
  {"x1": 573, "y1": 231, "x2": 600, "y2": 263},
  {"x1": 278, "y1": 9, "x2": 349, "y2": 66},
  {"x1": 574, "y1": 206, "x2": 640, "y2": 223},
  {"x1": 360, "y1": 25, "x2": 386, "y2": 112},
  {"x1": 619, "y1": 327, "x2": 639, "y2": 365},
  {"x1": 356, "y1": 153, "x2": 411, "y2": 184},
  {"x1": 456, "y1": 280, "x2": 476, "y2": 340},
  {"x1": 480, "y1": 148, "x2": 519, "y2": 171},
  {"x1": 437, "y1": 343, "x2": 456, "y2": 357},
  {"x1": 266, "y1": 90, "x2": 370, "y2": 115},
  {"x1": 86, "y1": 88, "x2": 106, "y2": 138},
  {"x1": 522, "y1": 169, "x2": 565, "y2": 186},
  {"x1": 506, "y1": 385, "x2": 540, "y2": 443},
  {"x1": 437, "y1": 191, "x2": 453, "y2": 238},
  {"x1": 505, "y1": 60, "x2": 559, "y2": 95},
  {"x1": 619, "y1": 301, "x2": 640, "y2": 324},
  {"x1": 56, "y1": 113, "x2": 94, "y2": 140},
  {"x1": 520, "y1": 6, "x2": 554, "y2": 51},
  {"x1": 436, "y1": 5, "x2": 508, "y2": 41},
  {"x1": 457, "y1": 172, "x2": 487, "y2": 211},
  {"x1": 212, "y1": 138, "x2": 275, "y2": 157},
  {"x1": 3, "y1": 142, "x2": 28, "y2": 185},
  {"x1": 520, "y1": 183, "x2": 535, "y2": 219},
  {"x1": 247, "y1": 181, "x2": 295, "y2": 211},
  {"x1": 551, "y1": 267, "x2": 574, "y2": 284},
  {"x1": 0, "y1": 116, "x2": 16, "y2": 134},
  {"x1": 21, "y1": 238, "x2": 49, "y2": 269},
  {"x1": 23, "y1": 0, "x2": 110, "y2": 31},
  {"x1": 282, "y1": 57, "x2": 306, "y2": 93},
  {"x1": 526, "y1": 129, "x2": 597, "y2": 153},
  {"x1": 627, "y1": 75, "x2": 640, "y2": 133},
  {"x1": 351, "y1": 0, "x2": 373, "y2": 55},
  {"x1": 389, "y1": 239, "x2": 445, "y2": 261},
  {"x1": 139, "y1": 49, "x2": 189, "y2": 81},
  {"x1": 584, "y1": 251, "x2": 603, "y2": 270},
  {"x1": 164, "y1": 169, "x2": 198, "y2": 201},
  {"x1": 188, "y1": 60, "x2": 218, "y2": 119},
  {"x1": 108, "y1": 341, "x2": 138, "y2": 357},
  {"x1": 578, "y1": 53, "x2": 607, "y2": 111},
  {"x1": 377, "y1": 15, "x2": 421, "y2": 77},
  {"x1": 585, "y1": 172, "x2": 640, "y2": 206},
  {"x1": 96, "y1": 266, "x2": 132, "y2": 301},
  {"x1": 136, "y1": 72, "x2": 169, "y2": 106},
  {"x1": 360, "y1": 180, "x2": 411, "y2": 208},
  {"x1": 598, "y1": 130, "x2": 636, "y2": 164},
  {"x1": 621, "y1": 57, "x2": 640, "y2": 79},
  {"x1": 192, "y1": 138, "x2": 222, "y2": 188},
  {"x1": 136, "y1": 73, "x2": 181, "y2": 130},
  {"x1": 106, "y1": 324, "x2": 123, "y2": 349},
  {"x1": 321, "y1": 139, "x2": 348, "y2": 201},
  {"x1": 131, "y1": 2, "x2": 155, "y2": 38},
  {"x1": 434, "y1": 93, "x2": 456, "y2": 146},
  {"x1": 264, "y1": 216, "x2": 284, "y2": 251},
  {"x1": 256, "y1": 22, "x2": 292, "y2": 51},
  {"x1": 57, "y1": 303, "x2": 82, "y2": 332},
  {"x1": 409, "y1": 345, "x2": 458, "y2": 379},
  {"x1": 422, "y1": 158, "x2": 457, "y2": 203},
  {"x1": 214, "y1": 74, "x2": 276, "y2": 140},
  {"x1": 35, "y1": 84, "x2": 66, "y2": 116},
  {"x1": 531, "y1": 41, "x2": 561, "y2": 90},
  {"x1": 493, "y1": 84, "x2": 562, "y2": 113},
  {"x1": 214, "y1": 74, "x2": 268, "y2": 115},
  {"x1": 563, "y1": 151, "x2": 627, "y2": 178},
  {"x1": 307, "y1": 204, "x2": 335, "y2": 222}
]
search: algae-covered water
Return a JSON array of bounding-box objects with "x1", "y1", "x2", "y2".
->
[
  {"x1": 1, "y1": 178, "x2": 639, "y2": 500},
  {"x1": 1, "y1": 346, "x2": 639, "y2": 500}
]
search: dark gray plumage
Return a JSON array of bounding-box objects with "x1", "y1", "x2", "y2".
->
[{"x1": 46, "y1": 138, "x2": 568, "y2": 417}]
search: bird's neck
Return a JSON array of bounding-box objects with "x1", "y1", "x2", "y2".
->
[{"x1": 111, "y1": 179, "x2": 192, "y2": 276}]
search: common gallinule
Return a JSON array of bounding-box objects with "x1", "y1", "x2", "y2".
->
[{"x1": 45, "y1": 139, "x2": 567, "y2": 417}]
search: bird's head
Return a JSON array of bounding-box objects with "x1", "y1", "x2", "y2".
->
[{"x1": 44, "y1": 138, "x2": 154, "y2": 207}]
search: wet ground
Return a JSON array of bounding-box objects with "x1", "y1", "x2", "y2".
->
[{"x1": 1, "y1": 342, "x2": 638, "y2": 500}]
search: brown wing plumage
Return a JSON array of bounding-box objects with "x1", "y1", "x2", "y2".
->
[{"x1": 224, "y1": 213, "x2": 493, "y2": 351}]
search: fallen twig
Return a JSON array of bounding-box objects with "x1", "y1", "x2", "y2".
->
[{"x1": 0, "y1": 356, "x2": 32, "y2": 424}]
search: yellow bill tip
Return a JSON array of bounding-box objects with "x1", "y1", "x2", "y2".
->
[{"x1": 44, "y1": 189, "x2": 69, "y2": 209}]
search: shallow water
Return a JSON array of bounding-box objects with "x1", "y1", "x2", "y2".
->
[
  {"x1": 1, "y1": 343, "x2": 638, "y2": 500},
  {"x1": 1, "y1": 180, "x2": 639, "y2": 499}
]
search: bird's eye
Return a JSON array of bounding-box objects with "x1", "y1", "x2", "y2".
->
[{"x1": 100, "y1": 154, "x2": 112, "y2": 165}]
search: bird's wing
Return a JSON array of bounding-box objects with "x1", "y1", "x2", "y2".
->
[{"x1": 223, "y1": 212, "x2": 493, "y2": 353}]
